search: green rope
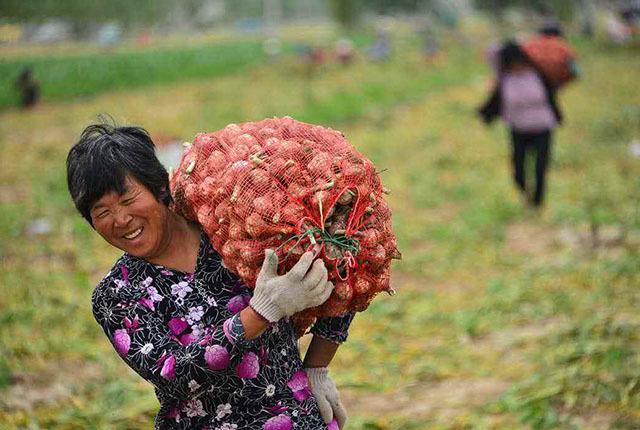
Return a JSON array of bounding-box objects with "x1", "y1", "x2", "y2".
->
[
  {"x1": 274, "y1": 227, "x2": 361, "y2": 263},
  {"x1": 274, "y1": 230, "x2": 316, "y2": 262}
]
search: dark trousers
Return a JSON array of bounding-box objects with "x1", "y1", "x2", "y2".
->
[{"x1": 510, "y1": 129, "x2": 551, "y2": 206}]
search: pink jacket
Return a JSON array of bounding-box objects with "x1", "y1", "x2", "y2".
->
[{"x1": 501, "y1": 70, "x2": 557, "y2": 132}]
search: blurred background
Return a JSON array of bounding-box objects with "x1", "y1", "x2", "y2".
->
[{"x1": 1, "y1": 0, "x2": 639, "y2": 428}]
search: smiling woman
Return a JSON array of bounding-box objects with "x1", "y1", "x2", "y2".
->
[
  {"x1": 89, "y1": 177, "x2": 200, "y2": 272},
  {"x1": 65, "y1": 119, "x2": 351, "y2": 430},
  {"x1": 67, "y1": 123, "x2": 201, "y2": 272},
  {"x1": 67, "y1": 123, "x2": 173, "y2": 225}
]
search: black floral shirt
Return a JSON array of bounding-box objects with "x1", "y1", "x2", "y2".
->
[{"x1": 92, "y1": 232, "x2": 355, "y2": 429}]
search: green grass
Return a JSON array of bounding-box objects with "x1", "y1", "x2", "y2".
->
[
  {"x1": 0, "y1": 40, "x2": 265, "y2": 109},
  {"x1": 1, "y1": 27, "x2": 639, "y2": 429},
  {"x1": 0, "y1": 28, "x2": 376, "y2": 112}
]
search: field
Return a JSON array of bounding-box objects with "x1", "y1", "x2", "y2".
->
[{"x1": 1, "y1": 24, "x2": 639, "y2": 429}]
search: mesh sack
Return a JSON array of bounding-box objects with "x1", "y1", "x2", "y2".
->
[
  {"x1": 522, "y1": 35, "x2": 576, "y2": 88},
  {"x1": 170, "y1": 116, "x2": 401, "y2": 336}
]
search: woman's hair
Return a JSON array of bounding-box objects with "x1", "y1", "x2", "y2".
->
[
  {"x1": 539, "y1": 20, "x2": 563, "y2": 37},
  {"x1": 67, "y1": 117, "x2": 171, "y2": 225},
  {"x1": 499, "y1": 40, "x2": 530, "y2": 71}
]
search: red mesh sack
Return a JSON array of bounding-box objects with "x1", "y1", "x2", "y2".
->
[
  {"x1": 170, "y1": 116, "x2": 401, "y2": 336},
  {"x1": 522, "y1": 35, "x2": 577, "y2": 88}
]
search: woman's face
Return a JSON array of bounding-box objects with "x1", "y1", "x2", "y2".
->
[{"x1": 90, "y1": 176, "x2": 171, "y2": 259}]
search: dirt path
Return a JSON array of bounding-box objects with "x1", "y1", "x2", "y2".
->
[
  {"x1": 342, "y1": 378, "x2": 509, "y2": 422},
  {"x1": 1, "y1": 361, "x2": 103, "y2": 411}
]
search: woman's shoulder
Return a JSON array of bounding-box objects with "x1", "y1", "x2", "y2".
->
[
  {"x1": 91, "y1": 253, "x2": 168, "y2": 323},
  {"x1": 502, "y1": 69, "x2": 542, "y2": 84},
  {"x1": 92, "y1": 256, "x2": 130, "y2": 299},
  {"x1": 92, "y1": 254, "x2": 152, "y2": 303}
]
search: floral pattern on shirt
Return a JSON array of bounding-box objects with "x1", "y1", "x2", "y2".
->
[{"x1": 92, "y1": 231, "x2": 354, "y2": 429}]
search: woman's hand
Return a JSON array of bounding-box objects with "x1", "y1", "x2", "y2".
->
[
  {"x1": 306, "y1": 367, "x2": 347, "y2": 428},
  {"x1": 249, "y1": 250, "x2": 334, "y2": 323}
]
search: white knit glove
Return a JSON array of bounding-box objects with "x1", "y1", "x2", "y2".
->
[
  {"x1": 249, "y1": 250, "x2": 334, "y2": 323},
  {"x1": 306, "y1": 367, "x2": 347, "y2": 428}
]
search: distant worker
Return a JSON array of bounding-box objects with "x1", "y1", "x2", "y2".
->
[
  {"x1": 335, "y1": 38, "x2": 356, "y2": 66},
  {"x1": 137, "y1": 30, "x2": 152, "y2": 45},
  {"x1": 15, "y1": 67, "x2": 40, "y2": 109},
  {"x1": 368, "y1": 30, "x2": 391, "y2": 62},
  {"x1": 612, "y1": 1, "x2": 640, "y2": 42},
  {"x1": 296, "y1": 45, "x2": 327, "y2": 80},
  {"x1": 478, "y1": 41, "x2": 564, "y2": 208},
  {"x1": 310, "y1": 46, "x2": 328, "y2": 67},
  {"x1": 606, "y1": 11, "x2": 632, "y2": 44},
  {"x1": 419, "y1": 23, "x2": 442, "y2": 63},
  {"x1": 621, "y1": 1, "x2": 640, "y2": 32},
  {"x1": 423, "y1": 33, "x2": 441, "y2": 61},
  {"x1": 293, "y1": 43, "x2": 312, "y2": 61}
]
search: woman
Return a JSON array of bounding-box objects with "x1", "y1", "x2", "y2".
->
[
  {"x1": 66, "y1": 122, "x2": 355, "y2": 429},
  {"x1": 479, "y1": 41, "x2": 563, "y2": 208}
]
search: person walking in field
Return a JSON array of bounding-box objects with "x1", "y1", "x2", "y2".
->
[
  {"x1": 478, "y1": 41, "x2": 565, "y2": 208},
  {"x1": 15, "y1": 67, "x2": 40, "y2": 109}
]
